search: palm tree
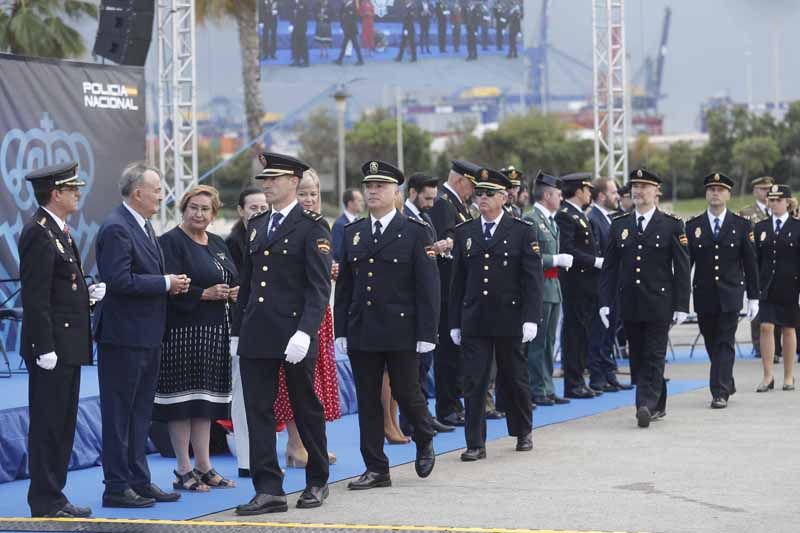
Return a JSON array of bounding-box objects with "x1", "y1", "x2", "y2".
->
[
  {"x1": 0, "y1": 0, "x2": 97, "y2": 59},
  {"x1": 197, "y1": 0, "x2": 265, "y2": 152}
]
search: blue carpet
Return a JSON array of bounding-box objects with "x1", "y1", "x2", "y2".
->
[{"x1": 0, "y1": 379, "x2": 705, "y2": 520}]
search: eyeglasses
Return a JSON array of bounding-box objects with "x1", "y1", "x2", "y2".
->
[{"x1": 474, "y1": 189, "x2": 498, "y2": 197}]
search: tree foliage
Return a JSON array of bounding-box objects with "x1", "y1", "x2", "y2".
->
[{"x1": 0, "y1": 0, "x2": 97, "y2": 59}]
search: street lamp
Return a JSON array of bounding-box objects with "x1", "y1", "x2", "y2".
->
[{"x1": 332, "y1": 86, "x2": 349, "y2": 205}]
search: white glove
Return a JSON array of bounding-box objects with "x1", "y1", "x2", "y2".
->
[
  {"x1": 229, "y1": 337, "x2": 239, "y2": 358},
  {"x1": 334, "y1": 337, "x2": 348, "y2": 354},
  {"x1": 747, "y1": 300, "x2": 759, "y2": 321},
  {"x1": 599, "y1": 307, "x2": 610, "y2": 329},
  {"x1": 284, "y1": 331, "x2": 311, "y2": 364},
  {"x1": 554, "y1": 254, "x2": 574, "y2": 269},
  {"x1": 594, "y1": 257, "x2": 604, "y2": 269},
  {"x1": 673, "y1": 311, "x2": 688, "y2": 325},
  {"x1": 450, "y1": 328, "x2": 462, "y2": 346},
  {"x1": 88, "y1": 282, "x2": 106, "y2": 301},
  {"x1": 522, "y1": 322, "x2": 538, "y2": 343},
  {"x1": 416, "y1": 341, "x2": 436, "y2": 353},
  {"x1": 36, "y1": 351, "x2": 57, "y2": 370}
]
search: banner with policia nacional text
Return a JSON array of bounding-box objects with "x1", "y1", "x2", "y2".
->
[{"x1": 0, "y1": 53, "x2": 146, "y2": 356}]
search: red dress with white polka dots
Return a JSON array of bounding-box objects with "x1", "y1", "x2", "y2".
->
[{"x1": 273, "y1": 305, "x2": 341, "y2": 422}]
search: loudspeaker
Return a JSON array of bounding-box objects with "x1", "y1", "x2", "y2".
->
[{"x1": 93, "y1": 0, "x2": 155, "y2": 66}]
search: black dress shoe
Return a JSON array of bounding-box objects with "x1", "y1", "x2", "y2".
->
[
  {"x1": 565, "y1": 387, "x2": 595, "y2": 399},
  {"x1": 238, "y1": 468, "x2": 251, "y2": 477},
  {"x1": 102, "y1": 488, "x2": 155, "y2": 508},
  {"x1": 415, "y1": 440, "x2": 435, "y2": 478},
  {"x1": 347, "y1": 471, "x2": 391, "y2": 490},
  {"x1": 549, "y1": 394, "x2": 570, "y2": 404},
  {"x1": 610, "y1": 381, "x2": 634, "y2": 391},
  {"x1": 44, "y1": 502, "x2": 92, "y2": 518},
  {"x1": 132, "y1": 483, "x2": 180, "y2": 502},
  {"x1": 516, "y1": 432, "x2": 533, "y2": 452},
  {"x1": 710, "y1": 397, "x2": 727, "y2": 409},
  {"x1": 533, "y1": 395, "x2": 555, "y2": 406},
  {"x1": 235, "y1": 493, "x2": 288, "y2": 515},
  {"x1": 441, "y1": 413, "x2": 465, "y2": 427},
  {"x1": 636, "y1": 406, "x2": 651, "y2": 428},
  {"x1": 591, "y1": 383, "x2": 619, "y2": 393},
  {"x1": 485, "y1": 409, "x2": 505, "y2": 419},
  {"x1": 431, "y1": 418, "x2": 455, "y2": 432},
  {"x1": 296, "y1": 485, "x2": 329, "y2": 509},
  {"x1": 460, "y1": 447, "x2": 486, "y2": 461}
]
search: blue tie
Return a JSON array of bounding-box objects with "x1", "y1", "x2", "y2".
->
[
  {"x1": 268, "y1": 212, "x2": 283, "y2": 238},
  {"x1": 483, "y1": 222, "x2": 495, "y2": 240},
  {"x1": 713, "y1": 217, "x2": 720, "y2": 240},
  {"x1": 775, "y1": 218, "x2": 782, "y2": 234}
]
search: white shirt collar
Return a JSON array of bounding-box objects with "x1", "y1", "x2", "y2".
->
[
  {"x1": 404, "y1": 199, "x2": 421, "y2": 218},
  {"x1": 42, "y1": 207, "x2": 66, "y2": 232},
  {"x1": 773, "y1": 212, "x2": 789, "y2": 228},
  {"x1": 370, "y1": 208, "x2": 397, "y2": 232},
  {"x1": 633, "y1": 206, "x2": 656, "y2": 231},
  {"x1": 480, "y1": 210, "x2": 504, "y2": 236},
  {"x1": 443, "y1": 182, "x2": 461, "y2": 201},
  {"x1": 565, "y1": 199, "x2": 585, "y2": 213},
  {"x1": 123, "y1": 201, "x2": 148, "y2": 234},
  {"x1": 273, "y1": 199, "x2": 298, "y2": 220},
  {"x1": 534, "y1": 202, "x2": 555, "y2": 219},
  {"x1": 707, "y1": 208, "x2": 727, "y2": 229},
  {"x1": 344, "y1": 209, "x2": 358, "y2": 223}
]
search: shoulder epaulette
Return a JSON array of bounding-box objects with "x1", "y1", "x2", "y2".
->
[
  {"x1": 664, "y1": 211, "x2": 683, "y2": 222},
  {"x1": 512, "y1": 217, "x2": 533, "y2": 226},
  {"x1": 249, "y1": 210, "x2": 269, "y2": 223},
  {"x1": 728, "y1": 211, "x2": 747, "y2": 222},
  {"x1": 687, "y1": 212, "x2": 704, "y2": 223},
  {"x1": 345, "y1": 216, "x2": 364, "y2": 227},
  {"x1": 407, "y1": 216, "x2": 428, "y2": 226},
  {"x1": 611, "y1": 211, "x2": 632, "y2": 221},
  {"x1": 37, "y1": 216, "x2": 47, "y2": 228},
  {"x1": 455, "y1": 219, "x2": 473, "y2": 229},
  {"x1": 302, "y1": 209, "x2": 324, "y2": 222},
  {"x1": 560, "y1": 207, "x2": 569, "y2": 213}
]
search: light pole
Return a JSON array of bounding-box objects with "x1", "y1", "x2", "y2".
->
[
  {"x1": 333, "y1": 86, "x2": 349, "y2": 204},
  {"x1": 395, "y1": 86, "x2": 404, "y2": 172}
]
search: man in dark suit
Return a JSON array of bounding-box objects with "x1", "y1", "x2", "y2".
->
[
  {"x1": 400, "y1": 173, "x2": 455, "y2": 435},
  {"x1": 260, "y1": 0, "x2": 279, "y2": 60},
  {"x1": 19, "y1": 162, "x2": 104, "y2": 518},
  {"x1": 586, "y1": 177, "x2": 630, "y2": 392},
  {"x1": 465, "y1": 0, "x2": 480, "y2": 60},
  {"x1": 95, "y1": 162, "x2": 190, "y2": 507},
  {"x1": 290, "y1": 0, "x2": 309, "y2": 66},
  {"x1": 335, "y1": 160, "x2": 439, "y2": 489},
  {"x1": 419, "y1": 0, "x2": 432, "y2": 53},
  {"x1": 333, "y1": 188, "x2": 364, "y2": 262},
  {"x1": 427, "y1": 160, "x2": 476, "y2": 426},
  {"x1": 686, "y1": 173, "x2": 759, "y2": 408},
  {"x1": 599, "y1": 168, "x2": 691, "y2": 428},
  {"x1": 335, "y1": 0, "x2": 365, "y2": 65},
  {"x1": 435, "y1": 0, "x2": 449, "y2": 52},
  {"x1": 556, "y1": 173, "x2": 604, "y2": 399},
  {"x1": 232, "y1": 153, "x2": 332, "y2": 514},
  {"x1": 449, "y1": 167, "x2": 543, "y2": 461},
  {"x1": 395, "y1": 0, "x2": 418, "y2": 62},
  {"x1": 493, "y1": 0, "x2": 505, "y2": 50},
  {"x1": 505, "y1": 0, "x2": 520, "y2": 58}
]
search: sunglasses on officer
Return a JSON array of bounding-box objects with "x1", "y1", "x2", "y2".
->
[{"x1": 474, "y1": 189, "x2": 500, "y2": 197}]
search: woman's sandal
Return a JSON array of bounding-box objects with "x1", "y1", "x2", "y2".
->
[
  {"x1": 173, "y1": 469, "x2": 209, "y2": 492},
  {"x1": 194, "y1": 468, "x2": 236, "y2": 488}
]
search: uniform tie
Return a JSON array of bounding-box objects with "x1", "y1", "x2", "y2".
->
[
  {"x1": 775, "y1": 218, "x2": 782, "y2": 233},
  {"x1": 483, "y1": 221, "x2": 495, "y2": 240},
  {"x1": 268, "y1": 212, "x2": 283, "y2": 238},
  {"x1": 637, "y1": 216, "x2": 645, "y2": 234},
  {"x1": 713, "y1": 217, "x2": 720, "y2": 240},
  {"x1": 373, "y1": 220, "x2": 382, "y2": 240}
]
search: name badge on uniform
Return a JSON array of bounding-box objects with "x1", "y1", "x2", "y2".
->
[
  {"x1": 250, "y1": 228, "x2": 257, "y2": 242},
  {"x1": 466, "y1": 237, "x2": 472, "y2": 251},
  {"x1": 621, "y1": 228, "x2": 628, "y2": 240},
  {"x1": 695, "y1": 227, "x2": 702, "y2": 238},
  {"x1": 353, "y1": 231, "x2": 361, "y2": 246}
]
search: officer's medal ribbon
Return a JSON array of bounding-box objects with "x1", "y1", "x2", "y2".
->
[
  {"x1": 678, "y1": 233, "x2": 688, "y2": 246},
  {"x1": 425, "y1": 245, "x2": 437, "y2": 259},
  {"x1": 353, "y1": 231, "x2": 361, "y2": 246}
]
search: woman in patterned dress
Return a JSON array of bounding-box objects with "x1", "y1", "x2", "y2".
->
[
  {"x1": 273, "y1": 169, "x2": 342, "y2": 467},
  {"x1": 155, "y1": 185, "x2": 238, "y2": 491}
]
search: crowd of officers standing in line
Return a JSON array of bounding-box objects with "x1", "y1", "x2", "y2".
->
[{"x1": 17, "y1": 150, "x2": 799, "y2": 518}]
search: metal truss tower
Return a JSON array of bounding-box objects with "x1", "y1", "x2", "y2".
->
[
  {"x1": 157, "y1": 0, "x2": 198, "y2": 225},
  {"x1": 592, "y1": 0, "x2": 629, "y2": 182}
]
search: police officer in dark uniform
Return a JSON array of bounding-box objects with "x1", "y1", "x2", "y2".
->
[
  {"x1": 232, "y1": 153, "x2": 332, "y2": 514},
  {"x1": 334, "y1": 160, "x2": 439, "y2": 489},
  {"x1": 435, "y1": 0, "x2": 449, "y2": 52},
  {"x1": 19, "y1": 162, "x2": 101, "y2": 518},
  {"x1": 686, "y1": 172, "x2": 759, "y2": 409},
  {"x1": 506, "y1": 0, "x2": 521, "y2": 58},
  {"x1": 449, "y1": 167, "x2": 543, "y2": 461},
  {"x1": 599, "y1": 168, "x2": 691, "y2": 428},
  {"x1": 556, "y1": 173, "x2": 604, "y2": 399},
  {"x1": 260, "y1": 0, "x2": 279, "y2": 60},
  {"x1": 290, "y1": 0, "x2": 309, "y2": 66},
  {"x1": 335, "y1": 0, "x2": 365, "y2": 65},
  {"x1": 502, "y1": 166, "x2": 523, "y2": 218},
  {"x1": 428, "y1": 160, "x2": 477, "y2": 426},
  {"x1": 419, "y1": 0, "x2": 432, "y2": 53},
  {"x1": 395, "y1": 0, "x2": 418, "y2": 62},
  {"x1": 480, "y1": 0, "x2": 490, "y2": 50},
  {"x1": 465, "y1": 0, "x2": 480, "y2": 60},
  {"x1": 493, "y1": 0, "x2": 505, "y2": 50},
  {"x1": 753, "y1": 184, "x2": 800, "y2": 392}
]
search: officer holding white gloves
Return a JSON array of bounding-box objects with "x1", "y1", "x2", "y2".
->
[
  {"x1": 19, "y1": 162, "x2": 99, "y2": 518},
  {"x1": 230, "y1": 153, "x2": 332, "y2": 515},
  {"x1": 599, "y1": 168, "x2": 691, "y2": 428},
  {"x1": 449, "y1": 167, "x2": 543, "y2": 461}
]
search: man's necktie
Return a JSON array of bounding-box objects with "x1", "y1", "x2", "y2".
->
[
  {"x1": 637, "y1": 216, "x2": 645, "y2": 234},
  {"x1": 268, "y1": 212, "x2": 283, "y2": 238},
  {"x1": 775, "y1": 218, "x2": 782, "y2": 234},
  {"x1": 63, "y1": 224, "x2": 72, "y2": 245},
  {"x1": 484, "y1": 221, "x2": 495, "y2": 240},
  {"x1": 373, "y1": 220, "x2": 382, "y2": 243},
  {"x1": 144, "y1": 220, "x2": 158, "y2": 245},
  {"x1": 713, "y1": 217, "x2": 720, "y2": 240}
]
